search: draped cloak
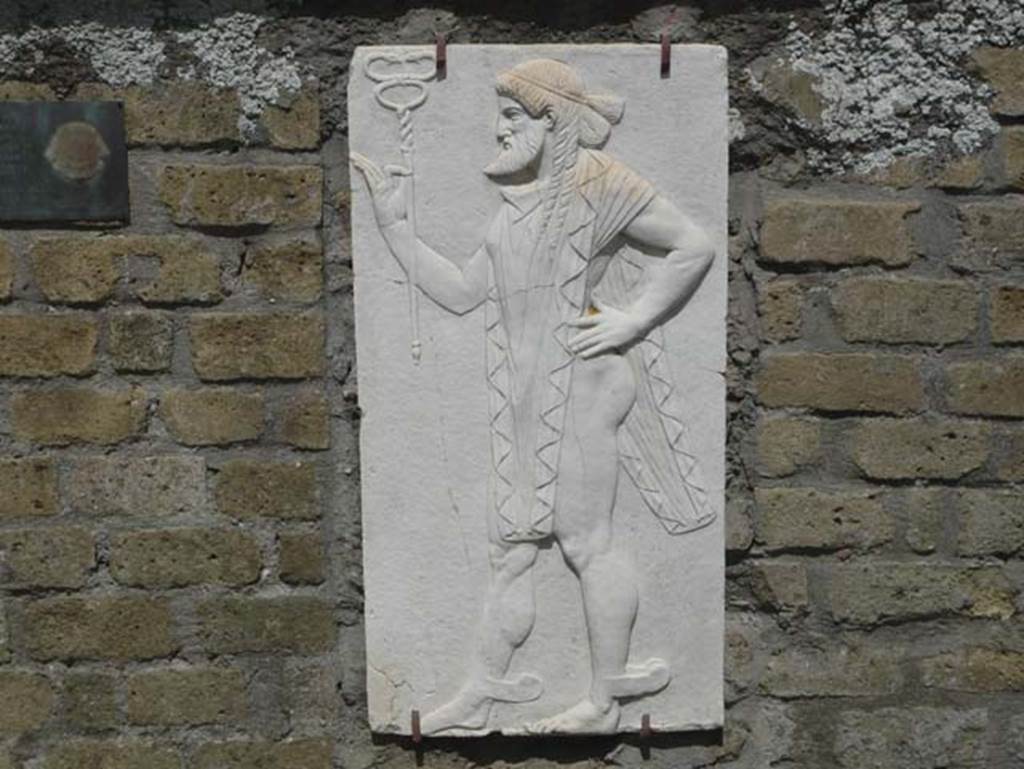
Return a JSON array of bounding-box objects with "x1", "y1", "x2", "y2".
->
[{"x1": 482, "y1": 149, "x2": 715, "y2": 543}]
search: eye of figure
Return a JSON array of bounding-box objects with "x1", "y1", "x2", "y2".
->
[{"x1": 503, "y1": 106, "x2": 523, "y2": 120}]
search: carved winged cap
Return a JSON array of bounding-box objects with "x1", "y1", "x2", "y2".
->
[{"x1": 495, "y1": 58, "x2": 625, "y2": 148}]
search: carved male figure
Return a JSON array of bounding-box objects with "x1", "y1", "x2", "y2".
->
[{"x1": 354, "y1": 58, "x2": 715, "y2": 734}]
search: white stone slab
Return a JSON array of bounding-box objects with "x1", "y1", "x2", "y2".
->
[{"x1": 349, "y1": 44, "x2": 727, "y2": 737}]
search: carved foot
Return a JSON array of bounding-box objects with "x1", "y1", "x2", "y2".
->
[
  {"x1": 525, "y1": 698, "x2": 621, "y2": 735},
  {"x1": 420, "y1": 689, "x2": 492, "y2": 735},
  {"x1": 606, "y1": 657, "x2": 671, "y2": 698},
  {"x1": 421, "y1": 673, "x2": 544, "y2": 735}
]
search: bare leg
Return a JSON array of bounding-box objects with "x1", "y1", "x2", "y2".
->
[
  {"x1": 420, "y1": 540, "x2": 541, "y2": 734},
  {"x1": 530, "y1": 354, "x2": 640, "y2": 734},
  {"x1": 477, "y1": 542, "x2": 540, "y2": 675}
]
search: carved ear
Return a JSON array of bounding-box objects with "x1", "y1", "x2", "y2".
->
[{"x1": 542, "y1": 109, "x2": 556, "y2": 131}]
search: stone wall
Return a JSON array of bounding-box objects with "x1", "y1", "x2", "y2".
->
[{"x1": 0, "y1": 2, "x2": 1021, "y2": 768}]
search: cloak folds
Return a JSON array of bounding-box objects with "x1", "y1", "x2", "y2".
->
[{"x1": 484, "y1": 149, "x2": 714, "y2": 542}]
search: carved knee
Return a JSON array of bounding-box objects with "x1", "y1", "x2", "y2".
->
[{"x1": 558, "y1": 530, "x2": 612, "y2": 574}]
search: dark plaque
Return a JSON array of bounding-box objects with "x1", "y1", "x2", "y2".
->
[{"x1": 0, "y1": 101, "x2": 128, "y2": 224}]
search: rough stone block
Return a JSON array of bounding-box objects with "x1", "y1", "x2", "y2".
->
[
  {"x1": 0, "y1": 314, "x2": 97, "y2": 377},
  {"x1": 762, "y1": 643, "x2": 903, "y2": 697},
  {"x1": 755, "y1": 487, "x2": 892, "y2": 552},
  {"x1": 68, "y1": 456, "x2": 206, "y2": 518},
  {"x1": 277, "y1": 388, "x2": 330, "y2": 449},
  {"x1": 749, "y1": 562, "x2": 808, "y2": 612},
  {"x1": 1001, "y1": 126, "x2": 1024, "y2": 189},
  {"x1": 32, "y1": 234, "x2": 221, "y2": 304},
  {"x1": 12, "y1": 388, "x2": 146, "y2": 445},
  {"x1": 75, "y1": 81, "x2": 241, "y2": 146},
  {"x1": 42, "y1": 740, "x2": 180, "y2": 769},
  {"x1": 850, "y1": 418, "x2": 989, "y2": 480},
  {"x1": 30, "y1": 238, "x2": 120, "y2": 304},
  {"x1": 856, "y1": 156, "x2": 936, "y2": 189},
  {"x1": 159, "y1": 164, "x2": 323, "y2": 228},
  {"x1": 904, "y1": 488, "x2": 946, "y2": 554},
  {"x1": 21, "y1": 596, "x2": 177, "y2": 661},
  {"x1": 125, "y1": 668, "x2": 247, "y2": 726},
  {"x1": 1013, "y1": 714, "x2": 1024, "y2": 765},
  {"x1": 0, "y1": 672, "x2": 55, "y2": 735},
  {"x1": 972, "y1": 46, "x2": 1024, "y2": 116},
  {"x1": 835, "y1": 707, "x2": 987, "y2": 769},
  {"x1": 134, "y1": 246, "x2": 222, "y2": 305},
  {"x1": 196, "y1": 597, "x2": 335, "y2": 654},
  {"x1": 957, "y1": 200, "x2": 1024, "y2": 271},
  {"x1": 991, "y1": 284, "x2": 1024, "y2": 343},
  {"x1": 243, "y1": 235, "x2": 323, "y2": 302},
  {"x1": 262, "y1": 89, "x2": 321, "y2": 150},
  {"x1": 63, "y1": 673, "x2": 118, "y2": 731},
  {"x1": 159, "y1": 388, "x2": 264, "y2": 446},
  {"x1": 283, "y1": 660, "x2": 338, "y2": 730},
  {"x1": 0, "y1": 608, "x2": 9, "y2": 665},
  {"x1": 757, "y1": 353, "x2": 924, "y2": 413},
  {"x1": 757, "y1": 278, "x2": 802, "y2": 342},
  {"x1": 833, "y1": 277, "x2": 977, "y2": 344},
  {"x1": 760, "y1": 198, "x2": 919, "y2": 267},
  {"x1": 726, "y1": 498, "x2": 754, "y2": 554},
  {"x1": 192, "y1": 740, "x2": 332, "y2": 769},
  {"x1": 955, "y1": 489, "x2": 1024, "y2": 557},
  {"x1": 107, "y1": 310, "x2": 173, "y2": 372},
  {"x1": 0, "y1": 458, "x2": 58, "y2": 520},
  {"x1": 215, "y1": 460, "x2": 318, "y2": 519},
  {"x1": 189, "y1": 312, "x2": 325, "y2": 380},
  {"x1": 932, "y1": 153, "x2": 986, "y2": 191},
  {"x1": 996, "y1": 427, "x2": 1024, "y2": 481},
  {"x1": 0, "y1": 528, "x2": 94, "y2": 589},
  {"x1": 0, "y1": 239, "x2": 13, "y2": 300},
  {"x1": 945, "y1": 357, "x2": 1024, "y2": 417},
  {"x1": 755, "y1": 416, "x2": 820, "y2": 477},
  {"x1": 279, "y1": 531, "x2": 326, "y2": 585},
  {"x1": 828, "y1": 563, "x2": 1014, "y2": 625},
  {"x1": 111, "y1": 528, "x2": 261, "y2": 588},
  {"x1": 921, "y1": 648, "x2": 1024, "y2": 691},
  {"x1": 0, "y1": 81, "x2": 55, "y2": 100}
]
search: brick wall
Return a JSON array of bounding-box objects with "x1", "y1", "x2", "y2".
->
[
  {"x1": 0, "y1": 4, "x2": 1021, "y2": 769},
  {"x1": 0, "y1": 71, "x2": 349, "y2": 769}
]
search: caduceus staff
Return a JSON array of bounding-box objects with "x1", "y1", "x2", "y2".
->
[{"x1": 351, "y1": 50, "x2": 435, "y2": 363}]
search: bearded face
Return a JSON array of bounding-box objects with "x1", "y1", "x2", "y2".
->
[{"x1": 485, "y1": 96, "x2": 549, "y2": 178}]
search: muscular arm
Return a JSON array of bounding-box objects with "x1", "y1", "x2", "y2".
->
[
  {"x1": 568, "y1": 193, "x2": 715, "y2": 359},
  {"x1": 622, "y1": 194, "x2": 715, "y2": 334},
  {"x1": 379, "y1": 220, "x2": 489, "y2": 316}
]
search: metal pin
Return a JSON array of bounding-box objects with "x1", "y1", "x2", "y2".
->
[
  {"x1": 660, "y1": 33, "x2": 671, "y2": 78},
  {"x1": 436, "y1": 33, "x2": 447, "y2": 79},
  {"x1": 641, "y1": 712, "x2": 652, "y2": 739},
  {"x1": 411, "y1": 709, "x2": 422, "y2": 743}
]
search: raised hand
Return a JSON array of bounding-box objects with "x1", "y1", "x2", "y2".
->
[
  {"x1": 351, "y1": 152, "x2": 411, "y2": 230},
  {"x1": 567, "y1": 297, "x2": 647, "y2": 359}
]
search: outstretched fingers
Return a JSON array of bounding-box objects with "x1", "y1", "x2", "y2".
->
[{"x1": 350, "y1": 152, "x2": 386, "y2": 191}]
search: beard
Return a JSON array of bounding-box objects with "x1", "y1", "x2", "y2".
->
[{"x1": 484, "y1": 130, "x2": 543, "y2": 178}]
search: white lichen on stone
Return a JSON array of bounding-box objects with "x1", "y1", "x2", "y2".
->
[
  {"x1": 176, "y1": 12, "x2": 303, "y2": 139},
  {"x1": 0, "y1": 22, "x2": 165, "y2": 85},
  {"x1": 0, "y1": 12, "x2": 303, "y2": 141},
  {"x1": 783, "y1": 0, "x2": 1024, "y2": 173}
]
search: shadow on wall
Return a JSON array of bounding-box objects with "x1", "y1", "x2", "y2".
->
[
  {"x1": 0, "y1": 0, "x2": 824, "y2": 31},
  {"x1": 372, "y1": 726, "x2": 726, "y2": 764}
]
